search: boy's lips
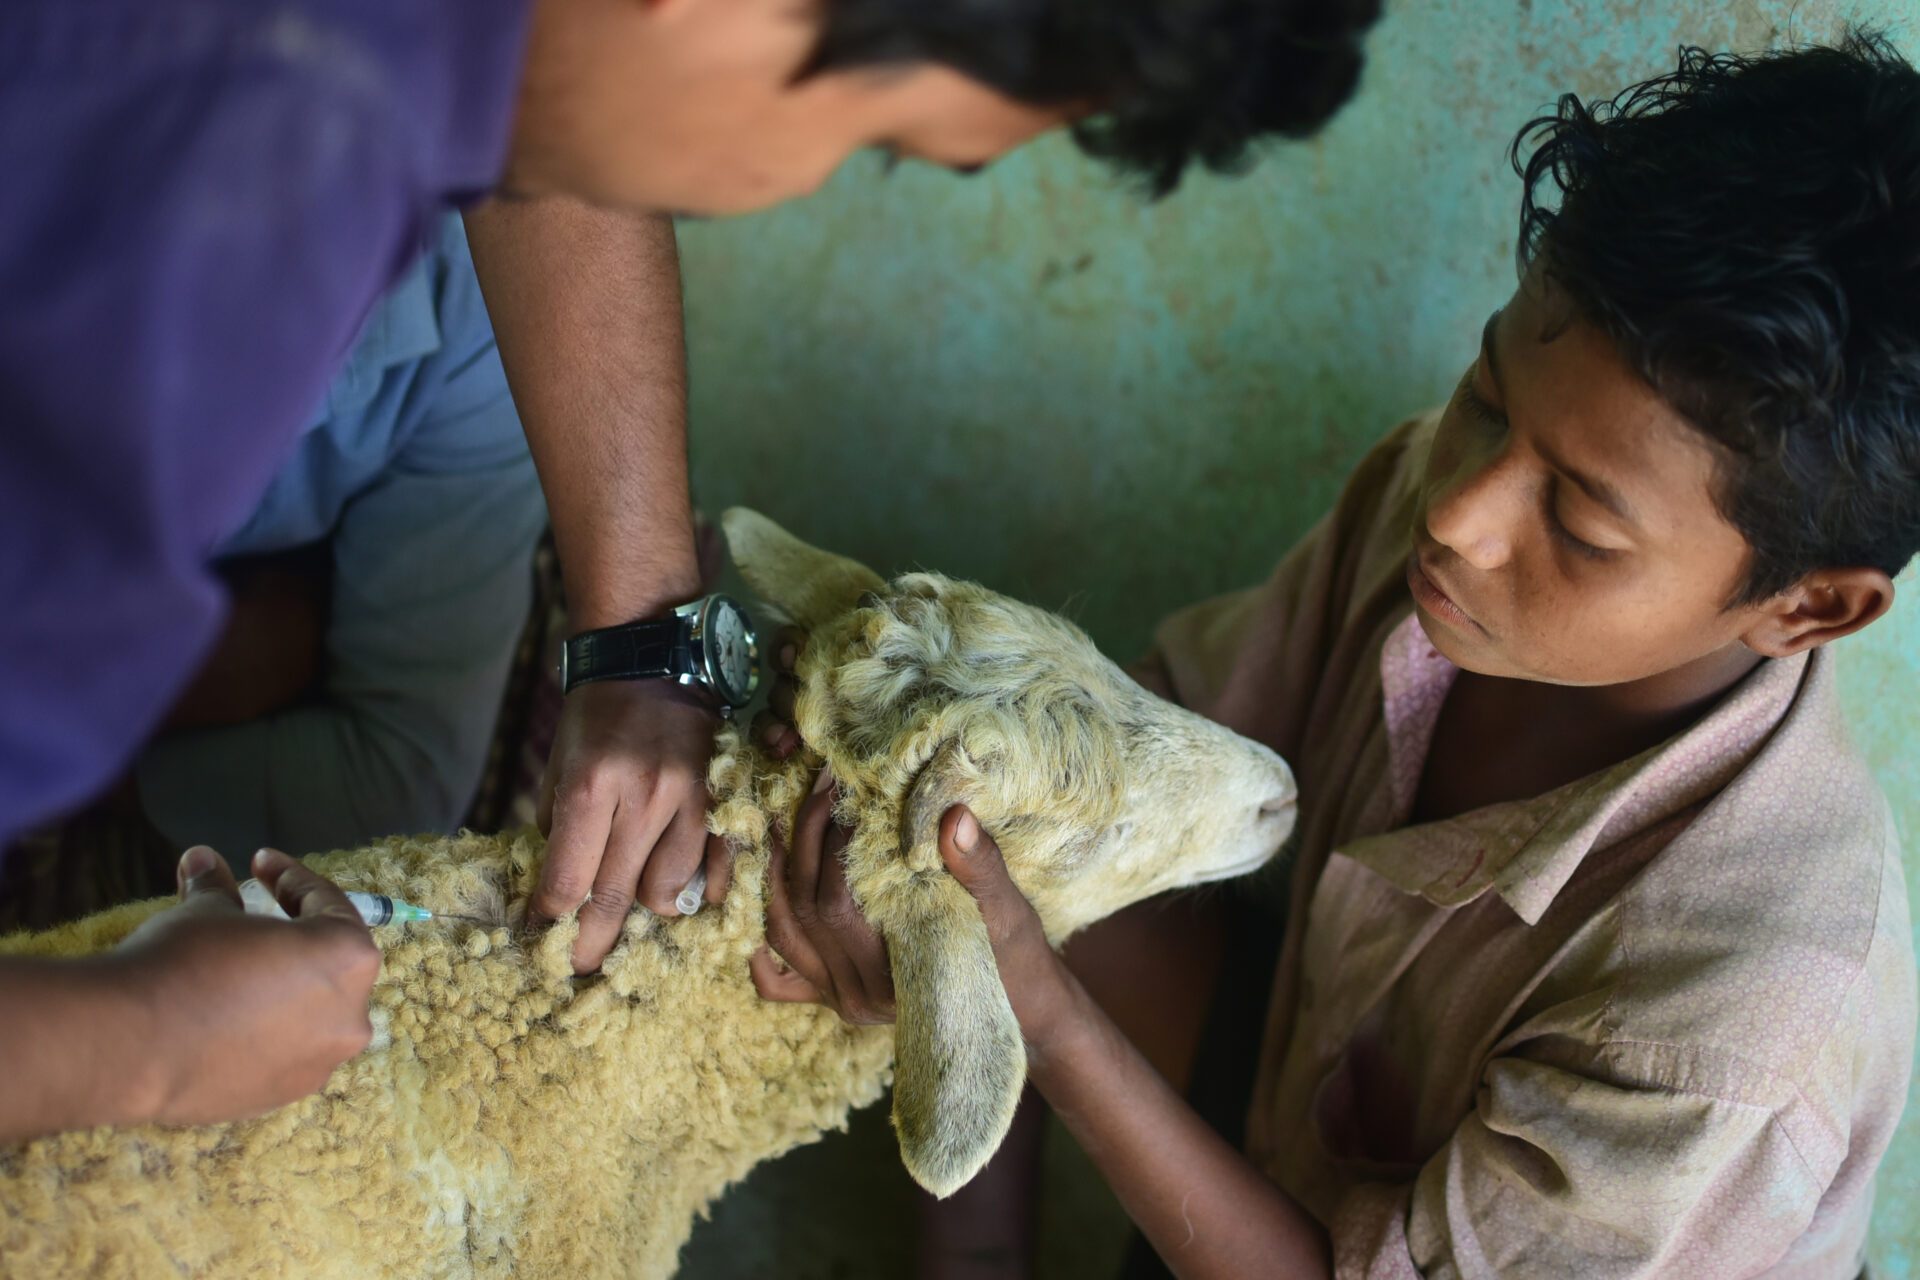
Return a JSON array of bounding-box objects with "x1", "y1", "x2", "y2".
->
[{"x1": 1407, "y1": 554, "x2": 1484, "y2": 634}]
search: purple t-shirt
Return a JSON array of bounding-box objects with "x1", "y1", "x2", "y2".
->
[{"x1": 0, "y1": 0, "x2": 532, "y2": 844}]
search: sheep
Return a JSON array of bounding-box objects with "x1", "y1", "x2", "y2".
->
[{"x1": 0, "y1": 509, "x2": 1297, "y2": 1280}]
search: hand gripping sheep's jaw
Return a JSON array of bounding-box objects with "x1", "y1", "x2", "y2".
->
[{"x1": 717, "y1": 509, "x2": 1298, "y2": 1195}]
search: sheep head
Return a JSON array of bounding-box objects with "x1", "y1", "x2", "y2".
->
[{"x1": 718, "y1": 509, "x2": 1297, "y2": 1198}]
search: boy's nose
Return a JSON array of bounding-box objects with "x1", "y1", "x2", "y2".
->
[{"x1": 1424, "y1": 460, "x2": 1516, "y2": 571}]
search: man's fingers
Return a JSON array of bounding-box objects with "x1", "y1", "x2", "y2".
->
[
  {"x1": 567, "y1": 796, "x2": 662, "y2": 972},
  {"x1": 254, "y1": 848, "x2": 363, "y2": 927},
  {"x1": 638, "y1": 805, "x2": 709, "y2": 916},
  {"x1": 177, "y1": 846, "x2": 243, "y2": 911},
  {"x1": 530, "y1": 776, "x2": 617, "y2": 926},
  {"x1": 749, "y1": 946, "x2": 822, "y2": 1003},
  {"x1": 535, "y1": 763, "x2": 558, "y2": 836}
]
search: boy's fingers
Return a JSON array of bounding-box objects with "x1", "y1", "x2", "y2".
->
[
  {"x1": 751, "y1": 712, "x2": 792, "y2": 754},
  {"x1": 762, "y1": 826, "x2": 833, "y2": 1000},
  {"x1": 751, "y1": 710, "x2": 773, "y2": 744},
  {"x1": 938, "y1": 809, "x2": 1042, "y2": 950},
  {"x1": 773, "y1": 627, "x2": 807, "y2": 675},
  {"x1": 783, "y1": 772, "x2": 836, "y2": 925},
  {"x1": 254, "y1": 848, "x2": 363, "y2": 926},
  {"x1": 938, "y1": 807, "x2": 1017, "y2": 902},
  {"x1": 177, "y1": 846, "x2": 242, "y2": 910},
  {"x1": 702, "y1": 832, "x2": 733, "y2": 905},
  {"x1": 768, "y1": 676, "x2": 798, "y2": 726},
  {"x1": 816, "y1": 848, "x2": 893, "y2": 1019},
  {"x1": 750, "y1": 945, "x2": 822, "y2": 1003}
]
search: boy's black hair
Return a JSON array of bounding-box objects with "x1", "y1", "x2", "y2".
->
[
  {"x1": 1512, "y1": 30, "x2": 1920, "y2": 602},
  {"x1": 805, "y1": 0, "x2": 1383, "y2": 195}
]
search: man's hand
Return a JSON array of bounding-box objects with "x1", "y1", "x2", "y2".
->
[
  {"x1": 114, "y1": 846, "x2": 380, "y2": 1127},
  {"x1": 751, "y1": 776, "x2": 1072, "y2": 1048},
  {"x1": 536, "y1": 680, "x2": 724, "y2": 972},
  {"x1": 467, "y1": 198, "x2": 714, "y2": 975}
]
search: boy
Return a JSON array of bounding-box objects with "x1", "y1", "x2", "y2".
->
[{"x1": 757, "y1": 32, "x2": 1920, "y2": 1278}]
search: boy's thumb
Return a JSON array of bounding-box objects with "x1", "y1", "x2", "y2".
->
[{"x1": 939, "y1": 807, "x2": 1010, "y2": 897}]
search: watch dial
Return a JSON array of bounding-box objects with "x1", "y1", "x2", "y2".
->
[{"x1": 706, "y1": 600, "x2": 757, "y2": 705}]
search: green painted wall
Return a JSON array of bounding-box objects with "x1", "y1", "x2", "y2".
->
[{"x1": 679, "y1": 0, "x2": 1920, "y2": 1270}]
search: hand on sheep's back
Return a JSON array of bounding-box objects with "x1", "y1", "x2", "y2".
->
[{"x1": 534, "y1": 677, "x2": 728, "y2": 974}]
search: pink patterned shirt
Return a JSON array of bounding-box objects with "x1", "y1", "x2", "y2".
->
[{"x1": 1151, "y1": 413, "x2": 1916, "y2": 1278}]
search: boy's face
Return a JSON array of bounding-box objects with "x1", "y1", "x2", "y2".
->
[
  {"x1": 517, "y1": 0, "x2": 1073, "y2": 214},
  {"x1": 1409, "y1": 274, "x2": 1767, "y2": 686}
]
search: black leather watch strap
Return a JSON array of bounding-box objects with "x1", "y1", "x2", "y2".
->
[{"x1": 562, "y1": 619, "x2": 692, "y2": 693}]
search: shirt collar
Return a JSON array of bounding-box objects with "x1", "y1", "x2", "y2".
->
[{"x1": 1344, "y1": 613, "x2": 1813, "y2": 925}]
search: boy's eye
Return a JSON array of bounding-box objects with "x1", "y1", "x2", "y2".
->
[
  {"x1": 1461, "y1": 380, "x2": 1506, "y2": 431},
  {"x1": 1547, "y1": 482, "x2": 1612, "y2": 561}
]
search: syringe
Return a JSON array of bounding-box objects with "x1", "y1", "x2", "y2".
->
[{"x1": 238, "y1": 878, "x2": 488, "y2": 927}]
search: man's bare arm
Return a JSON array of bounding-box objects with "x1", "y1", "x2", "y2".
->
[
  {"x1": 465, "y1": 200, "x2": 720, "y2": 973},
  {"x1": 464, "y1": 199, "x2": 700, "y2": 627}
]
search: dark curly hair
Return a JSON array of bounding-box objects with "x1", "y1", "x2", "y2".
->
[
  {"x1": 1511, "y1": 30, "x2": 1920, "y2": 602},
  {"x1": 805, "y1": 0, "x2": 1383, "y2": 194}
]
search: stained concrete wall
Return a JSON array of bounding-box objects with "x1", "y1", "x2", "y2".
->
[{"x1": 678, "y1": 1, "x2": 1920, "y2": 1271}]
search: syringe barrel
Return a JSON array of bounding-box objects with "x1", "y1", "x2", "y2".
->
[
  {"x1": 344, "y1": 892, "x2": 395, "y2": 927},
  {"x1": 240, "y1": 879, "x2": 411, "y2": 927}
]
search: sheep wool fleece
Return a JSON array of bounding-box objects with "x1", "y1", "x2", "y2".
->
[{"x1": 0, "y1": 813, "x2": 892, "y2": 1278}]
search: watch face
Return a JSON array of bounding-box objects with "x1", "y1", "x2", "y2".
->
[{"x1": 702, "y1": 598, "x2": 759, "y2": 706}]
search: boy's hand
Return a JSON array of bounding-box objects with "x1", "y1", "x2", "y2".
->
[
  {"x1": 752, "y1": 775, "x2": 1072, "y2": 1048},
  {"x1": 535, "y1": 679, "x2": 720, "y2": 972},
  {"x1": 113, "y1": 847, "x2": 381, "y2": 1127},
  {"x1": 750, "y1": 626, "x2": 808, "y2": 760}
]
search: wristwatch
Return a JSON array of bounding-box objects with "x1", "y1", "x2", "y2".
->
[{"x1": 559, "y1": 594, "x2": 762, "y2": 713}]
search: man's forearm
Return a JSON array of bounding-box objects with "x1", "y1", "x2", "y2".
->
[
  {"x1": 465, "y1": 198, "x2": 700, "y2": 628},
  {"x1": 1029, "y1": 981, "x2": 1332, "y2": 1279},
  {"x1": 0, "y1": 958, "x2": 157, "y2": 1142}
]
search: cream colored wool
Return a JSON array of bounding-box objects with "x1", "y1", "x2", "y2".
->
[{"x1": 0, "y1": 510, "x2": 1296, "y2": 1279}]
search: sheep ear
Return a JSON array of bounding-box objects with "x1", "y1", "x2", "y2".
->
[
  {"x1": 889, "y1": 880, "x2": 1027, "y2": 1198},
  {"x1": 888, "y1": 742, "x2": 1026, "y2": 1198},
  {"x1": 721, "y1": 508, "x2": 885, "y2": 631}
]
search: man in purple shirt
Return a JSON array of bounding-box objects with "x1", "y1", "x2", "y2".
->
[{"x1": 0, "y1": 0, "x2": 1380, "y2": 1138}]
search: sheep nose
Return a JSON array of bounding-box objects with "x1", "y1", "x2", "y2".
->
[{"x1": 1260, "y1": 793, "x2": 1295, "y2": 817}]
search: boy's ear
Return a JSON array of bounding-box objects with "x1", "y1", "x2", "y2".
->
[
  {"x1": 1741, "y1": 567, "x2": 1894, "y2": 658},
  {"x1": 721, "y1": 508, "x2": 886, "y2": 631},
  {"x1": 886, "y1": 739, "x2": 1025, "y2": 1198}
]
